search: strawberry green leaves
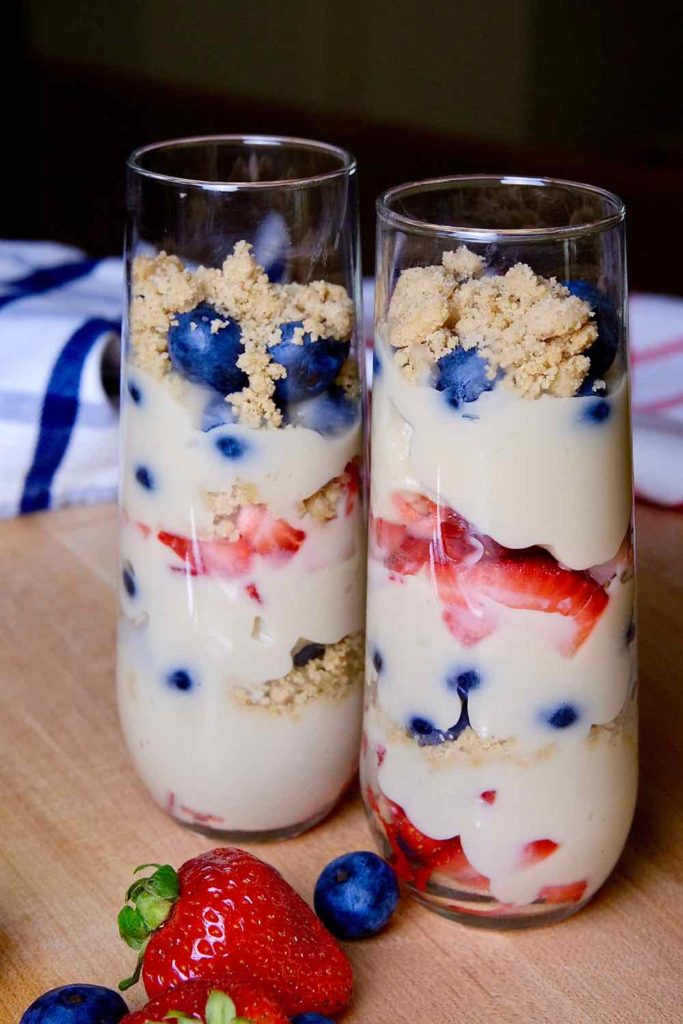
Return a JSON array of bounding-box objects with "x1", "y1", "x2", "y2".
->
[
  {"x1": 118, "y1": 863, "x2": 180, "y2": 991},
  {"x1": 147, "y1": 990, "x2": 252, "y2": 1024}
]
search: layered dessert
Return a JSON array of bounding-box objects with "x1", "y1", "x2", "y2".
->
[
  {"x1": 362, "y1": 248, "x2": 637, "y2": 922},
  {"x1": 118, "y1": 243, "x2": 365, "y2": 835}
]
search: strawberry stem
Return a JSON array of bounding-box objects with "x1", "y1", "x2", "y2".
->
[{"x1": 117, "y1": 863, "x2": 179, "y2": 990}]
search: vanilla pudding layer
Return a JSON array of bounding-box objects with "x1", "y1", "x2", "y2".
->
[
  {"x1": 123, "y1": 369, "x2": 362, "y2": 536},
  {"x1": 366, "y1": 565, "x2": 634, "y2": 750},
  {"x1": 119, "y1": 620, "x2": 363, "y2": 832},
  {"x1": 372, "y1": 341, "x2": 632, "y2": 571},
  {"x1": 362, "y1": 701, "x2": 637, "y2": 906},
  {"x1": 119, "y1": 377, "x2": 364, "y2": 830}
]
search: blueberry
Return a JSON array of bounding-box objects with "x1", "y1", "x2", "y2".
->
[
  {"x1": 201, "y1": 394, "x2": 237, "y2": 431},
  {"x1": 291, "y1": 1016, "x2": 336, "y2": 1024},
  {"x1": 168, "y1": 302, "x2": 248, "y2": 394},
  {"x1": 446, "y1": 668, "x2": 481, "y2": 700},
  {"x1": 545, "y1": 703, "x2": 580, "y2": 729},
  {"x1": 122, "y1": 562, "x2": 136, "y2": 598},
  {"x1": 134, "y1": 465, "x2": 155, "y2": 490},
  {"x1": 127, "y1": 379, "x2": 142, "y2": 404},
  {"x1": 372, "y1": 649, "x2": 384, "y2": 674},
  {"x1": 270, "y1": 321, "x2": 349, "y2": 405},
  {"x1": 372, "y1": 350, "x2": 382, "y2": 377},
  {"x1": 407, "y1": 716, "x2": 444, "y2": 745},
  {"x1": 19, "y1": 984, "x2": 127, "y2": 1024},
  {"x1": 214, "y1": 434, "x2": 249, "y2": 460},
  {"x1": 314, "y1": 850, "x2": 400, "y2": 940},
  {"x1": 581, "y1": 398, "x2": 611, "y2": 423},
  {"x1": 447, "y1": 700, "x2": 471, "y2": 740},
  {"x1": 168, "y1": 669, "x2": 193, "y2": 691},
  {"x1": 293, "y1": 642, "x2": 326, "y2": 667},
  {"x1": 434, "y1": 346, "x2": 497, "y2": 408},
  {"x1": 287, "y1": 385, "x2": 359, "y2": 438},
  {"x1": 564, "y1": 280, "x2": 620, "y2": 394}
]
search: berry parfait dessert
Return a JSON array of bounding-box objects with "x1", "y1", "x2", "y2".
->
[
  {"x1": 362, "y1": 176, "x2": 637, "y2": 926},
  {"x1": 118, "y1": 136, "x2": 365, "y2": 839}
]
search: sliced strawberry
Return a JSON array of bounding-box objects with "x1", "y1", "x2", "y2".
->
[
  {"x1": 436, "y1": 564, "x2": 498, "y2": 644},
  {"x1": 236, "y1": 505, "x2": 305, "y2": 561},
  {"x1": 157, "y1": 531, "x2": 253, "y2": 577},
  {"x1": 521, "y1": 839, "x2": 559, "y2": 866},
  {"x1": 432, "y1": 516, "x2": 479, "y2": 565},
  {"x1": 429, "y1": 837, "x2": 490, "y2": 894},
  {"x1": 343, "y1": 457, "x2": 361, "y2": 515},
  {"x1": 465, "y1": 554, "x2": 608, "y2": 654},
  {"x1": 121, "y1": 979, "x2": 289, "y2": 1024},
  {"x1": 158, "y1": 530, "x2": 203, "y2": 573},
  {"x1": 391, "y1": 490, "x2": 441, "y2": 537},
  {"x1": 538, "y1": 880, "x2": 588, "y2": 904},
  {"x1": 201, "y1": 537, "x2": 254, "y2": 576},
  {"x1": 480, "y1": 790, "x2": 497, "y2": 805},
  {"x1": 386, "y1": 535, "x2": 432, "y2": 575},
  {"x1": 371, "y1": 516, "x2": 407, "y2": 557}
]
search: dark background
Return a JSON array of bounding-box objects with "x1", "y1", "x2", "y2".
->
[{"x1": 6, "y1": 0, "x2": 683, "y2": 289}]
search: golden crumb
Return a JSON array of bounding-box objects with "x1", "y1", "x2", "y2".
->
[
  {"x1": 129, "y1": 253, "x2": 201, "y2": 378},
  {"x1": 300, "y1": 474, "x2": 345, "y2": 522},
  {"x1": 233, "y1": 632, "x2": 364, "y2": 714},
  {"x1": 336, "y1": 356, "x2": 361, "y2": 399},
  {"x1": 385, "y1": 246, "x2": 598, "y2": 396},
  {"x1": 128, "y1": 242, "x2": 355, "y2": 427},
  {"x1": 205, "y1": 482, "x2": 260, "y2": 539},
  {"x1": 442, "y1": 246, "x2": 486, "y2": 280}
]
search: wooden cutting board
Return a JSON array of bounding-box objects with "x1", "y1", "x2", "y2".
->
[{"x1": 0, "y1": 502, "x2": 681, "y2": 1022}]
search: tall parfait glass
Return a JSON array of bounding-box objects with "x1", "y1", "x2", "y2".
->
[
  {"x1": 362, "y1": 176, "x2": 637, "y2": 926},
  {"x1": 118, "y1": 136, "x2": 365, "y2": 840}
]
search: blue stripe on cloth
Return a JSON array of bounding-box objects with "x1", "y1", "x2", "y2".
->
[
  {"x1": 19, "y1": 317, "x2": 119, "y2": 514},
  {"x1": 0, "y1": 389, "x2": 117, "y2": 428},
  {"x1": 0, "y1": 259, "x2": 99, "y2": 311}
]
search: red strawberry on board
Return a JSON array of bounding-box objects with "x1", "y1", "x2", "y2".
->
[
  {"x1": 117, "y1": 850, "x2": 353, "y2": 1017},
  {"x1": 121, "y1": 979, "x2": 288, "y2": 1024}
]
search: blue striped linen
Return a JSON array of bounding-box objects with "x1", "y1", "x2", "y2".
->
[{"x1": 0, "y1": 241, "x2": 122, "y2": 517}]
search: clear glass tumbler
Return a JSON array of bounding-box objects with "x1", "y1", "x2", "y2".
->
[
  {"x1": 118, "y1": 136, "x2": 365, "y2": 840},
  {"x1": 362, "y1": 176, "x2": 637, "y2": 927}
]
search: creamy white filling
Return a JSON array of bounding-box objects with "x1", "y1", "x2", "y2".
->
[
  {"x1": 123, "y1": 368, "x2": 362, "y2": 534},
  {"x1": 367, "y1": 567, "x2": 634, "y2": 749},
  {"x1": 119, "y1": 623, "x2": 363, "y2": 832},
  {"x1": 365, "y1": 341, "x2": 637, "y2": 908},
  {"x1": 118, "y1": 366, "x2": 364, "y2": 829},
  {"x1": 372, "y1": 341, "x2": 633, "y2": 570},
  {"x1": 368, "y1": 709, "x2": 637, "y2": 906}
]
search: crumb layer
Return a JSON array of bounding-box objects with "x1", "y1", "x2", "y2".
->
[
  {"x1": 386, "y1": 247, "x2": 598, "y2": 398},
  {"x1": 129, "y1": 243, "x2": 355, "y2": 427},
  {"x1": 234, "y1": 632, "x2": 363, "y2": 713}
]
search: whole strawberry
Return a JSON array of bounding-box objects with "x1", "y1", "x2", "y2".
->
[
  {"x1": 117, "y1": 849, "x2": 353, "y2": 1017},
  {"x1": 121, "y1": 980, "x2": 287, "y2": 1024}
]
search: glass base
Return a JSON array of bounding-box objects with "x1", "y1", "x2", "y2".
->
[
  {"x1": 170, "y1": 796, "x2": 339, "y2": 844},
  {"x1": 408, "y1": 879, "x2": 589, "y2": 930}
]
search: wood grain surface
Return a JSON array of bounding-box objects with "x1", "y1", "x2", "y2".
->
[{"x1": 0, "y1": 502, "x2": 681, "y2": 1023}]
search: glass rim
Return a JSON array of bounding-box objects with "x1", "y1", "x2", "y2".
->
[
  {"x1": 127, "y1": 134, "x2": 356, "y2": 190},
  {"x1": 377, "y1": 174, "x2": 626, "y2": 241}
]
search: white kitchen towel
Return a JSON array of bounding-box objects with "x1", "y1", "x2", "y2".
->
[
  {"x1": 0, "y1": 241, "x2": 122, "y2": 517},
  {"x1": 0, "y1": 244, "x2": 681, "y2": 517}
]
